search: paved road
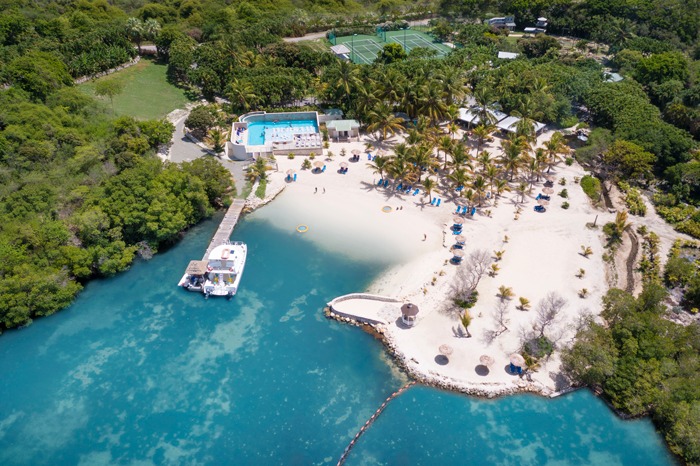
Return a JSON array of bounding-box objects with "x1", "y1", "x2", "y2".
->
[{"x1": 167, "y1": 113, "x2": 250, "y2": 198}]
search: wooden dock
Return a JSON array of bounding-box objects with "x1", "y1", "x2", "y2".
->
[{"x1": 201, "y1": 199, "x2": 246, "y2": 260}]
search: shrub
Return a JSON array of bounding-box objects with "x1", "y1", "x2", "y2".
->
[
  {"x1": 580, "y1": 175, "x2": 602, "y2": 202},
  {"x1": 562, "y1": 201, "x2": 570, "y2": 209},
  {"x1": 559, "y1": 189, "x2": 569, "y2": 198},
  {"x1": 559, "y1": 177, "x2": 566, "y2": 186},
  {"x1": 454, "y1": 290, "x2": 479, "y2": 309},
  {"x1": 565, "y1": 157, "x2": 574, "y2": 166},
  {"x1": 288, "y1": 153, "x2": 295, "y2": 159},
  {"x1": 619, "y1": 181, "x2": 646, "y2": 216},
  {"x1": 301, "y1": 159, "x2": 312, "y2": 169}
]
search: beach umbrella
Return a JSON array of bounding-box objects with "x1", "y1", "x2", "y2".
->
[
  {"x1": 510, "y1": 353, "x2": 526, "y2": 367},
  {"x1": 351, "y1": 149, "x2": 361, "y2": 156},
  {"x1": 453, "y1": 216, "x2": 464, "y2": 225},
  {"x1": 455, "y1": 235, "x2": 466, "y2": 244},
  {"x1": 479, "y1": 355, "x2": 495, "y2": 367},
  {"x1": 537, "y1": 199, "x2": 550, "y2": 206},
  {"x1": 544, "y1": 174, "x2": 555, "y2": 182},
  {"x1": 452, "y1": 249, "x2": 465, "y2": 259},
  {"x1": 439, "y1": 344, "x2": 454, "y2": 356},
  {"x1": 286, "y1": 169, "x2": 295, "y2": 175},
  {"x1": 340, "y1": 162, "x2": 349, "y2": 169},
  {"x1": 313, "y1": 161, "x2": 324, "y2": 168},
  {"x1": 542, "y1": 187, "x2": 554, "y2": 194}
]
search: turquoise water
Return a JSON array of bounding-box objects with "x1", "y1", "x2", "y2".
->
[
  {"x1": 0, "y1": 212, "x2": 675, "y2": 465},
  {"x1": 247, "y1": 119, "x2": 318, "y2": 145}
]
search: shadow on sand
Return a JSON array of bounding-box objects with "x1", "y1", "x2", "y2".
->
[{"x1": 475, "y1": 365, "x2": 490, "y2": 376}]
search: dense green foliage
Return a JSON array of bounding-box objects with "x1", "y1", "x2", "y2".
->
[
  {"x1": 562, "y1": 286, "x2": 700, "y2": 463},
  {"x1": 0, "y1": 87, "x2": 231, "y2": 330}
]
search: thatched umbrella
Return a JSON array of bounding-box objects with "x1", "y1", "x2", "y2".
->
[
  {"x1": 401, "y1": 303, "x2": 419, "y2": 317},
  {"x1": 453, "y1": 216, "x2": 464, "y2": 225},
  {"x1": 537, "y1": 199, "x2": 550, "y2": 206},
  {"x1": 439, "y1": 344, "x2": 454, "y2": 357},
  {"x1": 479, "y1": 355, "x2": 495, "y2": 367},
  {"x1": 286, "y1": 169, "x2": 295, "y2": 175},
  {"x1": 452, "y1": 249, "x2": 465, "y2": 258},
  {"x1": 340, "y1": 162, "x2": 349, "y2": 169},
  {"x1": 351, "y1": 149, "x2": 361, "y2": 156},
  {"x1": 313, "y1": 161, "x2": 324, "y2": 168},
  {"x1": 544, "y1": 174, "x2": 555, "y2": 182},
  {"x1": 455, "y1": 235, "x2": 466, "y2": 244},
  {"x1": 542, "y1": 187, "x2": 554, "y2": 194},
  {"x1": 510, "y1": 353, "x2": 526, "y2": 367}
]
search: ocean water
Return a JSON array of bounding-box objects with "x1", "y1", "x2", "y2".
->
[
  {"x1": 247, "y1": 119, "x2": 318, "y2": 145},
  {"x1": 0, "y1": 212, "x2": 675, "y2": 465}
]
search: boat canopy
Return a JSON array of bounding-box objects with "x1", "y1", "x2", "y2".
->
[{"x1": 186, "y1": 260, "x2": 209, "y2": 275}]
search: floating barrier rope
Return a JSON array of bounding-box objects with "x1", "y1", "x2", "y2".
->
[{"x1": 336, "y1": 381, "x2": 416, "y2": 466}]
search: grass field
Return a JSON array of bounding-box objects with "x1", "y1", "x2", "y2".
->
[{"x1": 79, "y1": 59, "x2": 193, "y2": 120}]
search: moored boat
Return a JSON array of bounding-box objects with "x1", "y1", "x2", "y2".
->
[{"x1": 179, "y1": 241, "x2": 247, "y2": 297}]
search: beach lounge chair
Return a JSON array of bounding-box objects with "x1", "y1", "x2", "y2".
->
[
  {"x1": 322, "y1": 165, "x2": 326, "y2": 172},
  {"x1": 436, "y1": 199, "x2": 441, "y2": 207},
  {"x1": 383, "y1": 180, "x2": 389, "y2": 187},
  {"x1": 405, "y1": 186, "x2": 412, "y2": 194},
  {"x1": 377, "y1": 178, "x2": 383, "y2": 185},
  {"x1": 471, "y1": 207, "x2": 476, "y2": 216},
  {"x1": 368, "y1": 154, "x2": 372, "y2": 160},
  {"x1": 397, "y1": 183, "x2": 403, "y2": 191},
  {"x1": 455, "y1": 207, "x2": 461, "y2": 214},
  {"x1": 431, "y1": 198, "x2": 436, "y2": 205},
  {"x1": 293, "y1": 174, "x2": 297, "y2": 181},
  {"x1": 462, "y1": 206, "x2": 469, "y2": 214},
  {"x1": 413, "y1": 189, "x2": 420, "y2": 196},
  {"x1": 534, "y1": 205, "x2": 546, "y2": 213}
]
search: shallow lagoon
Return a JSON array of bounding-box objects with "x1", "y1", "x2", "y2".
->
[{"x1": 0, "y1": 213, "x2": 675, "y2": 465}]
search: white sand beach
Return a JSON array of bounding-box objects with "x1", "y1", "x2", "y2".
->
[{"x1": 250, "y1": 129, "x2": 684, "y2": 397}]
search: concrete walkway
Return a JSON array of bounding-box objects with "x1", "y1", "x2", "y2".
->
[{"x1": 329, "y1": 296, "x2": 402, "y2": 325}]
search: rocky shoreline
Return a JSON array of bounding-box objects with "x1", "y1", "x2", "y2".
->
[{"x1": 324, "y1": 306, "x2": 575, "y2": 400}]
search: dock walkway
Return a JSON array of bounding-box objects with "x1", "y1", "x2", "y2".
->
[{"x1": 201, "y1": 199, "x2": 246, "y2": 260}]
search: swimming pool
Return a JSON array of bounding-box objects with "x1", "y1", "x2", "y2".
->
[{"x1": 246, "y1": 119, "x2": 319, "y2": 146}]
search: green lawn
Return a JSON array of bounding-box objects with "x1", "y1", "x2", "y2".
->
[{"x1": 79, "y1": 59, "x2": 193, "y2": 120}]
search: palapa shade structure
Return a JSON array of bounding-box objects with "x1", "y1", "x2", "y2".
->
[
  {"x1": 286, "y1": 169, "x2": 295, "y2": 175},
  {"x1": 455, "y1": 235, "x2": 466, "y2": 244},
  {"x1": 537, "y1": 199, "x2": 550, "y2": 206},
  {"x1": 401, "y1": 303, "x2": 419, "y2": 316},
  {"x1": 313, "y1": 161, "x2": 324, "y2": 168},
  {"x1": 185, "y1": 260, "x2": 209, "y2": 275},
  {"x1": 351, "y1": 149, "x2": 361, "y2": 155},
  {"x1": 339, "y1": 162, "x2": 349, "y2": 169},
  {"x1": 479, "y1": 355, "x2": 495, "y2": 367},
  {"x1": 452, "y1": 249, "x2": 465, "y2": 258},
  {"x1": 439, "y1": 344, "x2": 454, "y2": 356},
  {"x1": 453, "y1": 216, "x2": 464, "y2": 225},
  {"x1": 542, "y1": 187, "x2": 554, "y2": 194},
  {"x1": 510, "y1": 353, "x2": 526, "y2": 367}
]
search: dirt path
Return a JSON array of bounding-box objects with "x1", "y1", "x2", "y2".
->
[{"x1": 624, "y1": 228, "x2": 639, "y2": 293}]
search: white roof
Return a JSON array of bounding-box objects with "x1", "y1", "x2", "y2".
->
[
  {"x1": 330, "y1": 44, "x2": 351, "y2": 55},
  {"x1": 497, "y1": 51, "x2": 519, "y2": 59},
  {"x1": 604, "y1": 72, "x2": 624, "y2": 82},
  {"x1": 497, "y1": 116, "x2": 546, "y2": 133},
  {"x1": 458, "y1": 106, "x2": 508, "y2": 125},
  {"x1": 537, "y1": 17, "x2": 548, "y2": 22}
]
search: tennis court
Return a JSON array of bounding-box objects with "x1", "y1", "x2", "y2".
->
[
  {"x1": 334, "y1": 35, "x2": 384, "y2": 64},
  {"x1": 385, "y1": 30, "x2": 451, "y2": 56},
  {"x1": 333, "y1": 28, "x2": 452, "y2": 64}
]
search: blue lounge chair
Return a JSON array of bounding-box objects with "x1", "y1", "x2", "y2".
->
[
  {"x1": 405, "y1": 186, "x2": 412, "y2": 194},
  {"x1": 534, "y1": 205, "x2": 546, "y2": 213},
  {"x1": 456, "y1": 185, "x2": 464, "y2": 192},
  {"x1": 431, "y1": 198, "x2": 436, "y2": 205},
  {"x1": 509, "y1": 363, "x2": 516, "y2": 373},
  {"x1": 383, "y1": 179, "x2": 389, "y2": 187},
  {"x1": 436, "y1": 199, "x2": 441, "y2": 207},
  {"x1": 413, "y1": 189, "x2": 419, "y2": 196},
  {"x1": 462, "y1": 206, "x2": 468, "y2": 214},
  {"x1": 377, "y1": 178, "x2": 383, "y2": 185},
  {"x1": 322, "y1": 165, "x2": 326, "y2": 172},
  {"x1": 455, "y1": 207, "x2": 461, "y2": 214},
  {"x1": 396, "y1": 183, "x2": 403, "y2": 191},
  {"x1": 536, "y1": 193, "x2": 541, "y2": 200},
  {"x1": 471, "y1": 207, "x2": 476, "y2": 216},
  {"x1": 371, "y1": 155, "x2": 376, "y2": 161},
  {"x1": 367, "y1": 154, "x2": 372, "y2": 160},
  {"x1": 293, "y1": 173, "x2": 297, "y2": 181}
]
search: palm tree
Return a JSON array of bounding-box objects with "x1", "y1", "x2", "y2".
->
[
  {"x1": 405, "y1": 129, "x2": 423, "y2": 146},
  {"x1": 472, "y1": 86, "x2": 498, "y2": 126},
  {"x1": 448, "y1": 167, "x2": 470, "y2": 191},
  {"x1": 476, "y1": 151, "x2": 492, "y2": 173},
  {"x1": 420, "y1": 177, "x2": 434, "y2": 202},
  {"x1": 366, "y1": 103, "x2": 404, "y2": 140},
  {"x1": 387, "y1": 155, "x2": 412, "y2": 187},
  {"x1": 367, "y1": 155, "x2": 390, "y2": 180},
  {"x1": 246, "y1": 156, "x2": 271, "y2": 183},
  {"x1": 493, "y1": 179, "x2": 510, "y2": 205},
  {"x1": 472, "y1": 175, "x2": 488, "y2": 206},
  {"x1": 437, "y1": 135, "x2": 453, "y2": 170},
  {"x1": 500, "y1": 139, "x2": 523, "y2": 181},
  {"x1": 441, "y1": 68, "x2": 466, "y2": 105},
  {"x1": 418, "y1": 81, "x2": 448, "y2": 124},
  {"x1": 471, "y1": 124, "x2": 492, "y2": 156},
  {"x1": 227, "y1": 78, "x2": 258, "y2": 112},
  {"x1": 484, "y1": 163, "x2": 499, "y2": 197},
  {"x1": 543, "y1": 132, "x2": 567, "y2": 173},
  {"x1": 327, "y1": 59, "x2": 361, "y2": 109},
  {"x1": 448, "y1": 144, "x2": 472, "y2": 173},
  {"x1": 208, "y1": 129, "x2": 226, "y2": 155},
  {"x1": 353, "y1": 85, "x2": 380, "y2": 124},
  {"x1": 408, "y1": 144, "x2": 434, "y2": 183}
]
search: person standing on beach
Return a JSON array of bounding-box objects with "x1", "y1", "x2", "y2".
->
[
  {"x1": 323, "y1": 187, "x2": 326, "y2": 194},
  {"x1": 423, "y1": 234, "x2": 427, "y2": 241},
  {"x1": 314, "y1": 187, "x2": 317, "y2": 193}
]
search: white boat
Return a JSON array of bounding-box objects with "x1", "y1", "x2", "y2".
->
[{"x1": 179, "y1": 241, "x2": 247, "y2": 297}]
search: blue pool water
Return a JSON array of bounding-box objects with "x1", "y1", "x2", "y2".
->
[
  {"x1": 247, "y1": 119, "x2": 318, "y2": 145},
  {"x1": 0, "y1": 211, "x2": 675, "y2": 465}
]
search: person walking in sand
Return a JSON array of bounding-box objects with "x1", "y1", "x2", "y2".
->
[
  {"x1": 323, "y1": 187, "x2": 326, "y2": 194},
  {"x1": 314, "y1": 187, "x2": 317, "y2": 193},
  {"x1": 423, "y1": 234, "x2": 427, "y2": 241}
]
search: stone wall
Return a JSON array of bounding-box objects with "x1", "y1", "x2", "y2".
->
[{"x1": 73, "y1": 57, "x2": 141, "y2": 85}]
